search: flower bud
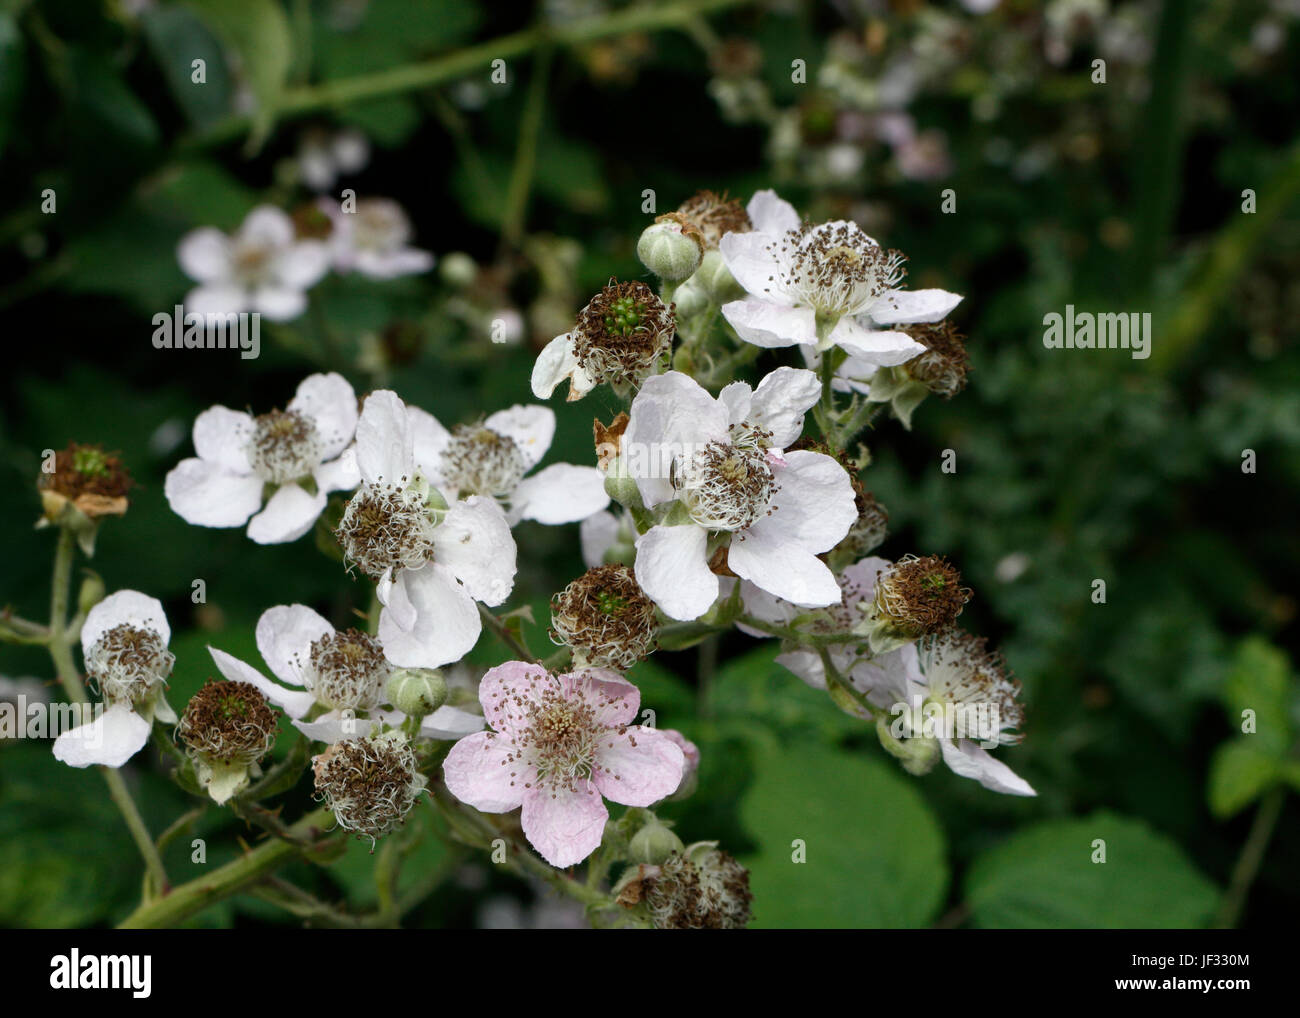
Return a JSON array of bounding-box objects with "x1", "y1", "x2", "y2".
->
[
  {"x1": 637, "y1": 219, "x2": 703, "y2": 282},
  {"x1": 628, "y1": 818, "x2": 685, "y2": 865},
  {"x1": 386, "y1": 667, "x2": 447, "y2": 719},
  {"x1": 875, "y1": 716, "x2": 941, "y2": 776},
  {"x1": 440, "y1": 251, "x2": 478, "y2": 288},
  {"x1": 669, "y1": 277, "x2": 709, "y2": 319},
  {"x1": 691, "y1": 248, "x2": 744, "y2": 303},
  {"x1": 77, "y1": 571, "x2": 107, "y2": 618}
]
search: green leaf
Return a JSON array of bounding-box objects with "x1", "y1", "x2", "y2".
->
[
  {"x1": 140, "y1": 6, "x2": 233, "y2": 128},
  {"x1": 1221, "y1": 636, "x2": 1294, "y2": 756},
  {"x1": 964, "y1": 812, "x2": 1220, "y2": 928},
  {"x1": 1207, "y1": 740, "x2": 1282, "y2": 819},
  {"x1": 738, "y1": 745, "x2": 948, "y2": 928},
  {"x1": 185, "y1": 0, "x2": 293, "y2": 149}
]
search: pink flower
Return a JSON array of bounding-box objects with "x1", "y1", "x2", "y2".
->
[{"x1": 443, "y1": 662, "x2": 686, "y2": 867}]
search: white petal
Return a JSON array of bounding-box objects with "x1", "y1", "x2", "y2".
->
[
  {"x1": 579, "y1": 511, "x2": 621, "y2": 568},
  {"x1": 867, "y1": 288, "x2": 963, "y2": 326},
  {"x1": 940, "y1": 739, "x2": 1037, "y2": 796},
  {"x1": 718, "y1": 380, "x2": 754, "y2": 427},
  {"x1": 208, "y1": 646, "x2": 317, "y2": 719},
  {"x1": 354, "y1": 248, "x2": 434, "y2": 278},
  {"x1": 239, "y1": 206, "x2": 296, "y2": 247},
  {"x1": 746, "y1": 450, "x2": 856, "y2": 551},
  {"x1": 177, "y1": 227, "x2": 231, "y2": 283},
  {"x1": 294, "y1": 713, "x2": 377, "y2": 743},
  {"x1": 273, "y1": 240, "x2": 331, "y2": 289},
  {"x1": 407, "y1": 405, "x2": 451, "y2": 482},
  {"x1": 512, "y1": 464, "x2": 610, "y2": 525},
  {"x1": 748, "y1": 366, "x2": 821, "y2": 447},
  {"x1": 250, "y1": 286, "x2": 307, "y2": 321},
  {"x1": 314, "y1": 446, "x2": 360, "y2": 493},
  {"x1": 82, "y1": 590, "x2": 171, "y2": 652},
  {"x1": 246, "y1": 483, "x2": 327, "y2": 544},
  {"x1": 721, "y1": 297, "x2": 817, "y2": 348},
  {"x1": 52, "y1": 704, "x2": 151, "y2": 768},
  {"x1": 355, "y1": 390, "x2": 413, "y2": 486},
  {"x1": 531, "y1": 334, "x2": 580, "y2": 399},
  {"x1": 633, "y1": 525, "x2": 717, "y2": 621},
  {"x1": 256, "y1": 604, "x2": 333, "y2": 687},
  {"x1": 164, "y1": 458, "x2": 265, "y2": 528},
  {"x1": 624, "y1": 371, "x2": 729, "y2": 509},
  {"x1": 379, "y1": 563, "x2": 482, "y2": 668},
  {"x1": 728, "y1": 532, "x2": 842, "y2": 607},
  {"x1": 185, "y1": 284, "x2": 248, "y2": 317},
  {"x1": 775, "y1": 648, "x2": 826, "y2": 689},
  {"x1": 746, "y1": 188, "x2": 801, "y2": 235},
  {"x1": 193, "y1": 405, "x2": 255, "y2": 473},
  {"x1": 432, "y1": 497, "x2": 517, "y2": 606},
  {"x1": 420, "y1": 705, "x2": 486, "y2": 740},
  {"x1": 718, "y1": 230, "x2": 787, "y2": 301},
  {"x1": 289, "y1": 372, "x2": 358, "y2": 460},
  {"x1": 484, "y1": 405, "x2": 555, "y2": 471},
  {"x1": 831, "y1": 316, "x2": 926, "y2": 368}
]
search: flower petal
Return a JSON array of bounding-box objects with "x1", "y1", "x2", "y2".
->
[
  {"x1": 512, "y1": 464, "x2": 610, "y2": 525},
  {"x1": 563, "y1": 669, "x2": 640, "y2": 727},
  {"x1": 164, "y1": 458, "x2": 265, "y2": 528},
  {"x1": 314, "y1": 446, "x2": 361, "y2": 493},
  {"x1": 255, "y1": 604, "x2": 333, "y2": 687},
  {"x1": 530, "y1": 334, "x2": 580, "y2": 400},
  {"x1": 746, "y1": 450, "x2": 856, "y2": 551},
  {"x1": 82, "y1": 590, "x2": 170, "y2": 653},
  {"x1": 722, "y1": 297, "x2": 817, "y2": 348},
  {"x1": 477, "y1": 660, "x2": 552, "y2": 736},
  {"x1": 419, "y1": 705, "x2": 485, "y2": 740},
  {"x1": 293, "y1": 712, "x2": 376, "y2": 743},
  {"x1": 831, "y1": 316, "x2": 926, "y2": 368},
  {"x1": 250, "y1": 285, "x2": 307, "y2": 321},
  {"x1": 592, "y1": 725, "x2": 685, "y2": 807},
  {"x1": 193, "y1": 405, "x2": 256, "y2": 473},
  {"x1": 719, "y1": 229, "x2": 787, "y2": 300},
  {"x1": 579, "y1": 511, "x2": 621, "y2": 568},
  {"x1": 239, "y1": 205, "x2": 295, "y2": 247},
  {"x1": 407, "y1": 405, "x2": 451, "y2": 482},
  {"x1": 378, "y1": 563, "x2": 481, "y2": 668},
  {"x1": 728, "y1": 532, "x2": 842, "y2": 608},
  {"x1": 355, "y1": 389, "x2": 413, "y2": 486},
  {"x1": 867, "y1": 288, "x2": 963, "y2": 326},
  {"x1": 273, "y1": 240, "x2": 330, "y2": 290},
  {"x1": 246, "y1": 483, "x2": 327, "y2": 544},
  {"x1": 185, "y1": 284, "x2": 248, "y2": 317},
  {"x1": 432, "y1": 497, "x2": 517, "y2": 606},
  {"x1": 484, "y1": 405, "x2": 555, "y2": 471},
  {"x1": 52, "y1": 704, "x2": 151, "y2": 769},
  {"x1": 939, "y1": 739, "x2": 1037, "y2": 796},
  {"x1": 520, "y1": 782, "x2": 608, "y2": 868},
  {"x1": 633, "y1": 524, "x2": 717, "y2": 622},
  {"x1": 177, "y1": 227, "x2": 231, "y2": 283},
  {"x1": 289, "y1": 372, "x2": 358, "y2": 460},
  {"x1": 748, "y1": 366, "x2": 821, "y2": 447},
  {"x1": 442, "y1": 731, "x2": 527, "y2": 813},
  {"x1": 746, "y1": 188, "x2": 801, "y2": 235},
  {"x1": 624, "y1": 371, "x2": 729, "y2": 509}
]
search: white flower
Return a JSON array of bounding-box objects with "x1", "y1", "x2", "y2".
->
[
  {"x1": 719, "y1": 189, "x2": 962, "y2": 371},
  {"x1": 164, "y1": 372, "x2": 361, "y2": 545},
  {"x1": 297, "y1": 127, "x2": 370, "y2": 192},
  {"x1": 322, "y1": 197, "x2": 434, "y2": 280},
  {"x1": 207, "y1": 603, "x2": 483, "y2": 744},
  {"x1": 623, "y1": 368, "x2": 857, "y2": 621},
  {"x1": 53, "y1": 591, "x2": 176, "y2": 768},
  {"x1": 177, "y1": 205, "x2": 330, "y2": 321},
  {"x1": 408, "y1": 402, "x2": 609, "y2": 526},
  {"x1": 336, "y1": 390, "x2": 518, "y2": 668}
]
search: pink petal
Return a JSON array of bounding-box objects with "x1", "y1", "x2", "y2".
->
[
  {"x1": 520, "y1": 782, "x2": 608, "y2": 868},
  {"x1": 592, "y1": 726, "x2": 686, "y2": 807},
  {"x1": 442, "y1": 731, "x2": 528, "y2": 813}
]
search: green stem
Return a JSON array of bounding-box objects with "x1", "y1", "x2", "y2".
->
[
  {"x1": 498, "y1": 43, "x2": 553, "y2": 256},
  {"x1": 1214, "y1": 786, "x2": 1286, "y2": 929},
  {"x1": 117, "y1": 807, "x2": 337, "y2": 928},
  {"x1": 178, "y1": 0, "x2": 755, "y2": 152},
  {"x1": 478, "y1": 603, "x2": 539, "y2": 663}
]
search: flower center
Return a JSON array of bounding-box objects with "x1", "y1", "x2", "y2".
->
[
  {"x1": 439, "y1": 425, "x2": 527, "y2": 499},
  {"x1": 302, "y1": 628, "x2": 389, "y2": 711},
  {"x1": 573, "y1": 280, "x2": 675, "y2": 387},
  {"x1": 232, "y1": 242, "x2": 275, "y2": 286},
  {"x1": 353, "y1": 201, "x2": 410, "y2": 253},
  {"x1": 178, "y1": 679, "x2": 278, "y2": 764},
  {"x1": 920, "y1": 631, "x2": 1024, "y2": 746},
  {"x1": 247, "y1": 409, "x2": 323, "y2": 484},
  {"x1": 335, "y1": 482, "x2": 440, "y2": 579},
  {"x1": 86, "y1": 623, "x2": 174, "y2": 706},
  {"x1": 677, "y1": 441, "x2": 776, "y2": 531},
  {"x1": 523, "y1": 691, "x2": 602, "y2": 791},
  {"x1": 772, "y1": 222, "x2": 906, "y2": 317}
]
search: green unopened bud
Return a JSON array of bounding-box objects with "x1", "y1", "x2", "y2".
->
[
  {"x1": 670, "y1": 278, "x2": 709, "y2": 319},
  {"x1": 691, "y1": 249, "x2": 743, "y2": 303},
  {"x1": 77, "y1": 571, "x2": 107, "y2": 617},
  {"x1": 603, "y1": 456, "x2": 644, "y2": 511},
  {"x1": 386, "y1": 668, "x2": 447, "y2": 719},
  {"x1": 628, "y1": 818, "x2": 685, "y2": 865},
  {"x1": 637, "y1": 221, "x2": 703, "y2": 282},
  {"x1": 440, "y1": 251, "x2": 478, "y2": 288},
  {"x1": 876, "y1": 716, "x2": 941, "y2": 776}
]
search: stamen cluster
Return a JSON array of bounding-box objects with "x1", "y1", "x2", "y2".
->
[
  {"x1": 902, "y1": 320, "x2": 970, "y2": 397},
  {"x1": 335, "y1": 482, "x2": 438, "y2": 578},
  {"x1": 177, "y1": 680, "x2": 278, "y2": 765},
  {"x1": 439, "y1": 425, "x2": 528, "y2": 499},
  {"x1": 302, "y1": 628, "x2": 389, "y2": 711},
  {"x1": 313, "y1": 733, "x2": 427, "y2": 840},
  {"x1": 572, "y1": 280, "x2": 675, "y2": 388},
  {"x1": 872, "y1": 554, "x2": 972, "y2": 637},
  {"x1": 550, "y1": 565, "x2": 658, "y2": 670},
  {"x1": 247, "y1": 409, "x2": 323, "y2": 484},
  {"x1": 676, "y1": 441, "x2": 776, "y2": 531},
  {"x1": 85, "y1": 623, "x2": 174, "y2": 706}
]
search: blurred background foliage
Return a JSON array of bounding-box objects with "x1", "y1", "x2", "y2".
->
[{"x1": 1, "y1": 0, "x2": 1298, "y2": 928}]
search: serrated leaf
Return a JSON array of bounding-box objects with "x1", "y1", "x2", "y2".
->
[{"x1": 1207, "y1": 739, "x2": 1281, "y2": 818}]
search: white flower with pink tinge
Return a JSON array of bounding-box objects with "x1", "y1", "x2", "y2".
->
[
  {"x1": 177, "y1": 205, "x2": 330, "y2": 321},
  {"x1": 164, "y1": 372, "x2": 361, "y2": 545},
  {"x1": 719, "y1": 189, "x2": 961, "y2": 369},
  {"x1": 443, "y1": 662, "x2": 686, "y2": 868}
]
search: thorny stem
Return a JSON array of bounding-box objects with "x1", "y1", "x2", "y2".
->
[
  {"x1": 46, "y1": 526, "x2": 171, "y2": 899},
  {"x1": 1215, "y1": 786, "x2": 1286, "y2": 929},
  {"x1": 478, "y1": 603, "x2": 540, "y2": 663}
]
